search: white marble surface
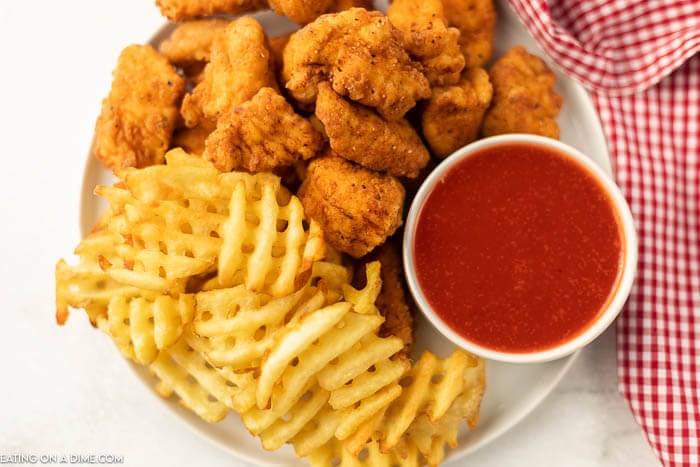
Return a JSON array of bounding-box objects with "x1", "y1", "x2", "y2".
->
[{"x1": 0, "y1": 1, "x2": 661, "y2": 466}]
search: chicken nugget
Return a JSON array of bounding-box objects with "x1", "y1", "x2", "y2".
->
[
  {"x1": 298, "y1": 155, "x2": 405, "y2": 258},
  {"x1": 330, "y1": 0, "x2": 374, "y2": 12},
  {"x1": 282, "y1": 8, "x2": 430, "y2": 120},
  {"x1": 155, "y1": 0, "x2": 267, "y2": 21},
  {"x1": 421, "y1": 67, "x2": 493, "y2": 158},
  {"x1": 481, "y1": 46, "x2": 563, "y2": 138},
  {"x1": 315, "y1": 83, "x2": 430, "y2": 178},
  {"x1": 268, "y1": 32, "x2": 292, "y2": 76},
  {"x1": 171, "y1": 120, "x2": 216, "y2": 156},
  {"x1": 93, "y1": 44, "x2": 185, "y2": 172},
  {"x1": 268, "y1": 0, "x2": 334, "y2": 24},
  {"x1": 203, "y1": 87, "x2": 323, "y2": 172},
  {"x1": 158, "y1": 19, "x2": 230, "y2": 67},
  {"x1": 180, "y1": 17, "x2": 277, "y2": 128},
  {"x1": 443, "y1": 0, "x2": 497, "y2": 68},
  {"x1": 387, "y1": 0, "x2": 465, "y2": 86}
]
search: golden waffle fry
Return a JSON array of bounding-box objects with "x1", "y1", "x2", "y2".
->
[
  {"x1": 150, "y1": 332, "x2": 258, "y2": 422},
  {"x1": 98, "y1": 293, "x2": 194, "y2": 364},
  {"x1": 290, "y1": 403, "x2": 343, "y2": 457},
  {"x1": 307, "y1": 437, "x2": 419, "y2": 467},
  {"x1": 193, "y1": 285, "x2": 326, "y2": 368},
  {"x1": 342, "y1": 261, "x2": 382, "y2": 315},
  {"x1": 378, "y1": 349, "x2": 483, "y2": 452}
]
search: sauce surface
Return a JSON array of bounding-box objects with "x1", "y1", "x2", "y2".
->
[{"x1": 413, "y1": 143, "x2": 624, "y2": 353}]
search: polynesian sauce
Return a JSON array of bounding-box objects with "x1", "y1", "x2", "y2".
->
[{"x1": 413, "y1": 143, "x2": 624, "y2": 353}]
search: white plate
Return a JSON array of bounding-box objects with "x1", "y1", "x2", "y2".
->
[{"x1": 80, "y1": 1, "x2": 611, "y2": 465}]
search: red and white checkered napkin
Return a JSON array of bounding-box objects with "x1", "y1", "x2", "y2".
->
[{"x1": 508, "y1": 0, "x2": 700, "y2": 465}]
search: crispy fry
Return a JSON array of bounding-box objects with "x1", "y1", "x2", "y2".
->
[
  {"x1": 421, "y1": 67, "x2": 493, "y2": 158},
  {"x1": 315, "y1": 83, "x2": 430, "y2": 178},
  {"x1": 203, "y1": 87, "x2": 323, "y2": 172},
  {"x1": 282, "y1": 8, "x2": 430, "y2": 120},
  {"x1": 93, "y1": 45, "x2": 185, "y2": 172},
  {"x1": 156, "y1": 0, "x2": 267, "y2": 21},
  {"x1": 387, "y1": 0, "x2": 465, "y2": 86},
  {"x1": 298, "y1": 155, "x2": 405, "y2": 258},
  {"x1": 181, "y1": 17, "x2": 277, "y2": 128},
  {"x1": 482, "y1": 46, "x2": 563, "y2": 138},
  {"x1": 443, "y1": 0, "x2": 497, "y2": 68}
]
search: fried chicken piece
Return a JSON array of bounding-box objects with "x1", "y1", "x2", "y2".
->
[
  {"x1": 387, "y1": 0, "x2": 465, "y2": 86},
  {"x1": 481, "y1": 46, "x2": 563, "y2": 138},
  {"x1": 315, "y1": 83, "x2": 430, "y2": 178},
  {"x1": 158, "y1": 19, "x2": 230, "y2": 67},
  {"x1": 421, "y1": 67, "x2": 493, "y2": 158},
  {"x1": 93, "y1": 45, "x2": 185, "y2": 172},
  {"x1": 180, "y1": 17, "x2": 277, "y2": 128},
  {"x1": 268, "y1": 0, "x2": 334, "y2": 24},
  {"x1": 203, "y1": 87, "x2": 323, "y2": 172},
  {"x1": 282, "y1": 8, "x2": 430, "y2": 120},
  {"x1": 298, "y1": 155, "x2": 405, "y2": 258},
  {"x1": 443, "y1": 0, "x2": 497, "y2": 69},
  {"x1": 171, "y1": 120, "x2": 215, "y2": 156},
  {"x1": 155, "y1": 0, "x2": 267, "y2": 21},
  {"x1": 330, "y1": 0, "x2": 374, "y2": 11},
  {"x1": 355, "y1": 240, "x2": 415, "y2": 355}
]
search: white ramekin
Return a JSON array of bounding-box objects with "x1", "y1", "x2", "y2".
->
[{"x1": 403, "y1": 134, "x2": 638, "y2": 363}]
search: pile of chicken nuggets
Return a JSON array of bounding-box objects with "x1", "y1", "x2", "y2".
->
[{"x1": 95, "y1": 0, "x2": 563, "y2": 260}]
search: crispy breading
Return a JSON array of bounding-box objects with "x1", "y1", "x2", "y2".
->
[
  {"x1": 158, "y1": 19, "x2": 230, "y2": 67},
  {"x1": 203, "y1": 87, "x2": 323, "y2": 172},
  {"x1": 298, "y1": 154, "x2": 405, "y2": 258},
  {"x1": 155, "y1": 0, "x2": 267, "y2": 21},
  {"x1": 355, "y1": 240, "x2": 415, "y2": 355},
  {"x1": 282, "y1": 8, "x2": 430, "y2": 120},
  {"x1": 386, "y1": 0, "x2": 465, "y2": 86},
  {"x1": 268, "y1": 0, "x2": 334, "y2": 24},
  {"x1": 481, "y1": 46, "x2": 563, "y2": 138},
  {"x1": 421, "y1": 67, "x2": 493, "y2": 158},
  {"x1": 93, "y1": 44, "x2": 185, "y2": 172},
  {"x1": 442, "y1": 0, "x2": 497, "y2": 68},
  {"x1": 171, "y1": 120, "x2": 215, "y2": 156},
  {"x1": 180, "y1": 17, "x2": 277, "y2": 128},
  {"x1": 329, "y1": 0, "x2": 374, "y2": 12},
  {"x1": 315, "y1": 83, "x2": 430, "y2": 178}
]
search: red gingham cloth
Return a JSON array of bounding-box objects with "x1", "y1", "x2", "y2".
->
[{"x1": 507, "y1": 1, "x2": 700, "y2": 466}]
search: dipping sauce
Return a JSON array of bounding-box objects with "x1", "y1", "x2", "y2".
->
[{"x1": 413, "y1": 143, "x2": 624, "y2": 353}]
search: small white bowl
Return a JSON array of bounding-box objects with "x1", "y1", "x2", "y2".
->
[{"x1": 403, "y1": 134, "x2": 638, "y2": 363}]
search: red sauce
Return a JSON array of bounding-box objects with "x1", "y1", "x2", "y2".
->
[{"x1": 413, "y1": 143, "x2": 624, "y2": 353}]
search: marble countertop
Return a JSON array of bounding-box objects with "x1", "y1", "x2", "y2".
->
[{"x1": 0, "y1": 1, "x2": 661, "y2": 465}]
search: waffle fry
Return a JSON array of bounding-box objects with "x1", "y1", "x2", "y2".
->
[
  {"x1": 150, "y1": 332, "x2": 258, "y2": 422},
  {"x1": 378, "y1": 349, "x2": 484, "y2": 453},
  {"x1": 307, "y1": 437, "x2": 419, "y2": 467}
]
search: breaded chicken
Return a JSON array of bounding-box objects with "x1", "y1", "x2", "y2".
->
[
  {"x1": 180, "y1": 17, "x2": 277, "y2": 128},
  {"x1": 93, "y1": 44, "x2": 185, "y2": 172},
  {"x1": 330, "y1": 0, "x2": 374, "y2": 12},
  {"x1": 156, "y1": 0, "x2": 267, "y2": 21},
  {"x1": 442, "y1": 0, "x2": 497, "y2": 68},
  {"x1": 315, "y1": 83, "x2": 430, "y2": 178},
  {"x1": 203, "y1": 87, "x2": 323, "y2": 172},
  {"x1": 421, "y1": 67, "x2": 493, "y2": 158},
  {"x1": 158, "y1": 19, "x2": 230, "y2": 67},
  {"x1": 481, "y1": 46, "x2": 563, "y2": 138},
  {"x1": 171, "y1": 120, "x2": 215, "y2": 156},
  {"x1": 387, "y1": 0, "x2": 465, "y2": 86},
  {"x1": 356, "y1": 240, "x2": 415, "y2": 355},
  {"x1": 298, "y1": 154, "x2": 405, "y2": 258},
  {"x1": 282, "y1": 8, "x2": 430, "y2": 120},
  {"x1": 268, "y1": 0, "x2": 334, "y2": 24}
]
